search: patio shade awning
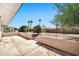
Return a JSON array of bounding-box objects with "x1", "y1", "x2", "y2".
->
[{"x1": 0, "y1": 3, "x2": 22, "y2": 26}]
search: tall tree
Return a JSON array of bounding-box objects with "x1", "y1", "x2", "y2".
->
[
  {"x1": 52, "y1": 3, "x2": 79, "y2": 29},
  {"x1": 27, "y1": 20, "x2": 33, "y2": 31},
  {"x1": 50, "y1": 15, "x2": 60, "y2": 29},
  {"x1": 39, "y1": 19, "x2": 41, "y2": 25}
]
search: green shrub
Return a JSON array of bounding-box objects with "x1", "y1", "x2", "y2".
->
[
  {"x1": 18, "y1": 25, "x2": 28, "y2": 32},
  {"x1": 33, "y1": 25, "x2": 42, "y2": 35}
]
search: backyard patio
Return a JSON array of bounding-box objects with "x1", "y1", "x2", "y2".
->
[{"x1": 0, "y1": 3, "x2": 79, "y2": 56}]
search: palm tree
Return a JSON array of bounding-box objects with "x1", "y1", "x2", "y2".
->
[
  {"x1": 39, "y1": 19, "x2": 41, "y2": 25},
  {"x1": 27, "y1": 20, "x2": 33, "y2": 31}
]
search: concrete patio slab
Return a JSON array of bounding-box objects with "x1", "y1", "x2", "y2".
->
[
  {"x1": 10, "y1": 36, "x2": 39, "y2": 55},
  {"x1": 25, "y1": 46, "x2": 60, "y2": 56},
  {"x1": 0, "y1": 36, "x2": 61, "y2": 56},
  {"x1": 0, "y1": 37, "x2": 21, "y2": 56}
]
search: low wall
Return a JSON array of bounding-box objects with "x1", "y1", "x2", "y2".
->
[
  {"x1": 2, "y1": 32, "x2": 32, "y2": 40},
  {"x1": 35, "y1": 35, "x2": 79, "y2": 55},
  {"x1": 18, "y1": 32, "x2": 32, "y2": 40},
  {"x1": 2, "y1": 32, "x2": 18, "y2": 37}
]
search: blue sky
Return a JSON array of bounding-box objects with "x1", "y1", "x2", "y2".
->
[{"x1": 9, "y1": 3, "x2": 58, "y2": 29}]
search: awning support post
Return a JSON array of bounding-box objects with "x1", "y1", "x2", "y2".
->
[{"x1": 0, "y1": 16, "x2": 2, "y2": 38}]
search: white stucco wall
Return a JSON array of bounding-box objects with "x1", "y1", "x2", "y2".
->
[
  {"x1": 0, "y1": 3, "x2": 22, "y2": 25},
  {"x1": 0, "y1": 27, "x2": 2, "y2": 38},
  {"x1": 0, "y1": 3, "x2": 22, "y2": 38}
]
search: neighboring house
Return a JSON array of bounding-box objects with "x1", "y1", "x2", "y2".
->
[
  {"x1": 2, "y1": 25, "x2": 9, "y2": 33},
  {"x1": 2, "y1": 25, "x2": 18, "y2": 33},
  {"x1": 9, "y1": 27, "x2": 18, "y2": 32}
]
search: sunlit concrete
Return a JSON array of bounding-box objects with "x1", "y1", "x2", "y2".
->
[{"x1": 0, "y1": 36, "x2": 60, "y2": 56}]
